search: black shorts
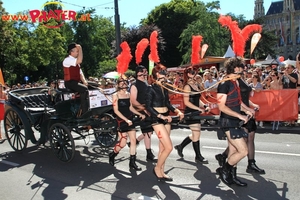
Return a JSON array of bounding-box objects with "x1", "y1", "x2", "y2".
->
[
  {"x1": 151, "y1": 111, "x2": 170, "y2": 125},
  {"x1": 242, "y1": 117, "x2": 257, "y2": 132},
  {"x1": 184, "y1": 116, "x2": 200, "y2": 125},
  {"x1": 217, "y1": 117, "x2": 248, "y2": 140},
  {"x1": 117, "y1": 115, "x2": 135, "y2": 133},
  {"x1": 140, "y1": 114, "x2": 154, "y2": 133},
  {"x1": 184, "y1": 109, "x2": 200, "y2": 125}
]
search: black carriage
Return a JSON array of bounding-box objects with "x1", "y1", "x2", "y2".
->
[{"x1": 4, "y1": 84, "x2": 118, "y2": 162}]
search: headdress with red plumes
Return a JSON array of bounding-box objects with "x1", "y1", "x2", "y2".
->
[
  {"x1": 218, "y1": 15, "x2": 262, "y2": 57},
  {"x1": 116, "y1": 42, "x2": 132, "y2": 75},
  {"x1": 191, "y1": 35, "x2": 202, "y2": 65},
  {"x1": 218, "y1": 15, "x2": 244, "y2": 57},
  {"x1": 135, "y1": 38, "x2": 149, "y2": 65},
  {"x1": 149, "y1": 31, "x2": 160, "y2": 63},
  {"x1": 241, "y1": 24, "x2": 262, "y2": 41}
]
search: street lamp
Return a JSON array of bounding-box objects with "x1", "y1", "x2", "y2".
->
[{"x1": 114, "y1": 0, "x2": 121, "y2": 55}]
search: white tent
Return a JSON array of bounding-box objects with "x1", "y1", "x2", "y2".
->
[
  {"x1": 223, "y1": 45, "x2": 235, "y2": 58},
  {"x1": 265, "y1": 54, "x2": 273, "y2": 60},
  {"x1": 254, "y1": 54, "x2": 279, "y2": 65},
  {"x1": 282, "y1": 59, "x2": 296, "y2": 66}
]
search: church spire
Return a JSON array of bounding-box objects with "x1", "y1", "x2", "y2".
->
[{"x1": 254, "y1": 0, "x2": 265, "y2": 19}]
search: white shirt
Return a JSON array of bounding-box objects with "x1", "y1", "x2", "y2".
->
[{"x1": 63, "y1": 55, "x2": 83, "y2": 74}]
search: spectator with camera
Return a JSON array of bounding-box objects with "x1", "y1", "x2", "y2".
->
[
  {"x1": 282, "y1": 64, "x2": 298, "y2": 127},
  {"x1": 282, "y1": 64, "x2": 297, "y2": 89}
]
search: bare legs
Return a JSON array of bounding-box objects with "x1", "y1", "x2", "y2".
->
[
  {"x1": 137, "y1": 133, "x2": 152, "y2": 149},
  {"x1": 226, "y1": 132, "x2": 248, "y2": 166},
  {"x1": 134, "y1": 132, "x2": 155, "y2": 161},
  {"x1": 109, "y1": 130, "x2": 141, "y2": 170},
  {"x1": 174, "y1": 123, "x2": 208, "y2": 163},
  {"x1": 216, "y1": 131, "x2": 248, "y2": 186},
  {"x1": 153, "y1": 123, "x2": 172, "y2": 180}
]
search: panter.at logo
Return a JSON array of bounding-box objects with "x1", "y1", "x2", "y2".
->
[{"x1": 1, "y1": 1, "x2": 91, "y2": 28}]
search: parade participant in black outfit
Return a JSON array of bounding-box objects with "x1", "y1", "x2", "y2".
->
[
  {"x1": 216, "y1": 57, "x2": 252, "y2": 187},
  {"x1": 109, "y1": 78, "x2": 146, "y2": 170},
  {"x1": 129, "y1": 65, "x2": 155, "y2": 161},
  {"x1": 146, "y1": 66, "x2": 184, "y2": 182},
  {"x1": 174, "y1": 66, "x2": 209, "y2": 164},
  {"x1": 215, "y1": 65, "x2": 265, "y2": 174},
  {"x1": 63, "y1": 43, "x2": 89, "y2": 116}
]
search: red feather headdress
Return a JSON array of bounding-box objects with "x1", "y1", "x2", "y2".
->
[
  {"x1": 191, "y1": 35, "x2": 202, "y2": 65},
  {"x1": 218, "y1": 15, "x2": 244, "y2": 57},
  {"x1": 135, "y1": 38, "x2": 149, "y2": 65},
  {"x1": 218, "y1": 15, "x2": 262, "y2": 57},
  {"x1": 116, "y1": 42, "x2": 132, "y2": 75},
  {"x1": 149, "y1": 31, "x2": 160, "y2": 63},
  {"x1": 241, "y1": 24, "x2": 262, "y2": 41}
]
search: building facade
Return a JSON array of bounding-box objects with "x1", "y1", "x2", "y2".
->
[{"x1": 254, "y1": 0, "x2": 300, "y2": 60}]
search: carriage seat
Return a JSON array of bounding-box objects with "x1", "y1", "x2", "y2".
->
[
  {"x1": 57, "y1": 88, "x2": 80, "y2": 98},
  {"x1": 57, "y1": 88, "x2": 74, "y2": 93},
  {"x1": 20, "y1": 94, "x2": 55, "y2": 113}
]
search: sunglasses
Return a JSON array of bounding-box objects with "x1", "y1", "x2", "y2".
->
[
  {"x1": 118, "y1": 80, "x2": 129, "y2": 84},
  {"x1": 157, "y1": 77, "x2": 166, "y2": 82},
  {"x1": 158, "y1": 70, "x2": 167, "y2": 75}
]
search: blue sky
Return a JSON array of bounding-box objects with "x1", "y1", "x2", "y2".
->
[{"x1": 2, "y1": 0, "x2": 273, "y2": 26}]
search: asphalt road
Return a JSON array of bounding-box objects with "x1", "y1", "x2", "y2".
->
[{"x1": 0, "y1": 125, "x2": 299, "y2": 200}]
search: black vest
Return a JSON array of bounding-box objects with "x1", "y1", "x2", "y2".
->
[{"x1": 134, "y1": 79, "x2": 148, "y2": 104}]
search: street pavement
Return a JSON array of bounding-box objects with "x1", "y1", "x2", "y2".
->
[{"x1": 0, "y1": 123, "x2": 299, "y2": 200}]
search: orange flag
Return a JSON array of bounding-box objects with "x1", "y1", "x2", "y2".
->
[
  {"x1": 250, "y1": 33, "x2": 261, "y2": 55},
  {"x1": 0, "y1": 68, "x2": 4, "y2": 85}
]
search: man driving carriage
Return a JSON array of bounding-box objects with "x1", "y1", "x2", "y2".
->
[{"x1": 63, "y1": 43, "x2": 89, "y2": 116}]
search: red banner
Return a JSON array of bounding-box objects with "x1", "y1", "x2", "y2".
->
[
  {"x1": 170, "y1": 89, "x2": 298, "y2": 121},
  {"x1": 249, "y1": 89, "x2": 298, "y2": 121}
]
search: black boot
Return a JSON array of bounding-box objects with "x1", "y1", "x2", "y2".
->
[
  {"x1": 174, "y1": 136, "x2": 192, "y2": 158},
  {"x1": 129, "y1": 155, "x2": 142, "y2": 171},
  {"x1": 216, "y1": 162, "x2": 233, "y2": 185},
  {"x1": 247, "y1": 159, "x2": 265, "y2": 174},
  {"x1": 231, "y1": 166, "x2": 247, "y2": 187},
  {"x1": 146, "y1": 149, "x2": 155, "y2": 161},
  {"x1": 109, "y1": 151, "x2": 118, "y2": 166},
  {"x1": 192, "y1": 141, "x2": 208, "y2": 164},
  {"x1": 127, "y1": 139, "x2": 139, "y2": 148},
  {"x1": 215, "y1": 153, "x2": 227, "y2": 167}
]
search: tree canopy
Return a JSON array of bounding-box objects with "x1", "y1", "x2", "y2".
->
[{"x1": 0, "y1": 0, "x2": 277, "y2": 85}]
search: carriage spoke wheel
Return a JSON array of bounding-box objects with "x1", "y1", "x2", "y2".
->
[
  {"x1": 4, "y1": 108, "x2": 27, "y2": 151},
  {"x1": 93, "y1": 113, "x2": 118, "y2": 148},
  {"x1": 49, "y1": 123, "x2": 75, "y2": 162}
]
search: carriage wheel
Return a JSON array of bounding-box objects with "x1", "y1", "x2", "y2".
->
[
  {"x1": 4, "y1": 108, "x2": 28, "y2": 152},
  {"x1": 49, "y1": 123, "x2": 75, "y2": 162},
  {"x1": 93, "y1": 113, "x2": 118, "y2": 148}
]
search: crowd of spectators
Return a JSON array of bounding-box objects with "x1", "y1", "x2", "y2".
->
[
  {"x1": 2, "y1": 61, "x2": 299, "y2": 128},
  {"x1": 165, "y1": 63, "x2": 299, "y2": 128}
]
